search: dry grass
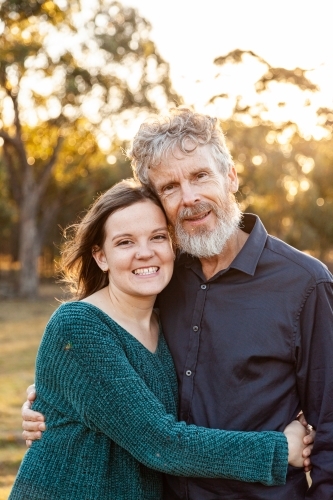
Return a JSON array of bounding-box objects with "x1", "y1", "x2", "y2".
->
[{"x1": 0, "y1": 284, "x2": 63, "y2": 500}]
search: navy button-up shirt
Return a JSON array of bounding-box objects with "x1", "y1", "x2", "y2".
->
[{"x1": 159, "y1": 214, "x2": 333, "y2": 500}]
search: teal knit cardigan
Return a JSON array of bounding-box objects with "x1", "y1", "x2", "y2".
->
[{"x1": 10, "y1": 302, "x2": 288, "y2": 499}]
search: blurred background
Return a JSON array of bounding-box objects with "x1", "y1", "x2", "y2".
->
[{"x1": 0, "y1": 0, "x2": 332, "y2": 497}]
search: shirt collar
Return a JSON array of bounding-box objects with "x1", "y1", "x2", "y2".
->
[
  {"x1": 230, "y1": 214, "x2": 267, "y2": 276},
  {"x1": 176, "y1": 214, "x2": 267, "y2": 277}
]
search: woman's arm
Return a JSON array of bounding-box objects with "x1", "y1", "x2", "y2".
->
[{"x1": 22, "y1": 390, "x2": 314, "y2": 471}]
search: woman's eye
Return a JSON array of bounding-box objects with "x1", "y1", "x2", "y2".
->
[
  {"x1": 153, "y1": 234, "x2": 167, "y2": 241},
  {"x1": 197, "y1": 172, "x2": 207, "y2": 179},
  {"x1": 117, "y1": 240, "x2": 132, "y2": 246}
]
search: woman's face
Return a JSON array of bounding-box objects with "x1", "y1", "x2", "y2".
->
[{"x1": 94, "y1": 200, "x2": 174, "y2": 299}]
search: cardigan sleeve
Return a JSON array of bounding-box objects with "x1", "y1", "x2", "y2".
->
[{"x1": 36, "y1": 303, "x2": 288, "y2": 486}]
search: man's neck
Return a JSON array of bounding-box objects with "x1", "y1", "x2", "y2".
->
[{"x1": 199, "y1": 228, "x2": 249, "y2": 280}]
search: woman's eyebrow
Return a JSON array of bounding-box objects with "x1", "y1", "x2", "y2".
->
[
  {"x1": 111, "y1": 227, "x2": 168, "y2": 241},
  {"x1": 111, "y1": 233, "x2": 132, "y2": 241},
  {"x1": 151, "y1": 226, "x2": 169, "y2": 233}
]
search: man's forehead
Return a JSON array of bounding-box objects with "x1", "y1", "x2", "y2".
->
[
  {"x1": 161, "y1": 143, "x2": 212, "y2": 163},
  {"x1": 148, "y1": 145, "x2": 218, "y2": 180}
]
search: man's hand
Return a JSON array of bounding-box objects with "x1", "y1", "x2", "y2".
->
[
  {"x1": 22, "y1": 384, "x2": 46, "y2": 447},
  {"x1": 284, "y1": 420, "x2": 314, "y2": 469},
  {"x1": 297, "y1": 411, "x2": 315, "y2": 471},
  {"x1": 302, "y1": 432, "x2": 314, "y2": 472}
]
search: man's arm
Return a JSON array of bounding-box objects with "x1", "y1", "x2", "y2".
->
[
  {"x1": 21, "y1": 385, "x2": 45, "y2": 446},
  {"x1": 297, "y1": 281, "x2": 333, "y2": 498}
]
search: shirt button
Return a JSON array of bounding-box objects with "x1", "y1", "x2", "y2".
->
[
  {"x1": 201, "y1": 284, "x2": 207, "y2": 290},
  {"x1": 193, "y1": 325, "x2": 199, "y2": 332},
  {"x1": 186, "y1": 370, "x2": 192, "y2": 376}
]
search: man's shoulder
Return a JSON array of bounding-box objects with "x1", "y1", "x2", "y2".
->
[{"x1": 265, "y1": 234, "x2": 333, "y2": 283}]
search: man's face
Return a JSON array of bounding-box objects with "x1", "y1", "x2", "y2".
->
[{"x1": 148, "y1": 144, "x2": 241, "y2": 258}]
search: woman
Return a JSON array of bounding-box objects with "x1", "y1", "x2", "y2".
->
[{"x1": 11, "y1": 180, "x2": 311, "y2": 500}]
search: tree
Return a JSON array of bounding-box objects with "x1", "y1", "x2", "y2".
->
[
  {"x1": 0, "y1": 0, "x2": 180, "y2": 297},
  {"x1": 210, "y1": 49, "x2": 333, "y2": 262}
]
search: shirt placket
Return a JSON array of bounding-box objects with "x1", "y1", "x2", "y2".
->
[{"x1": 179, "y1": 282, "x2": 208, "y2": 423}]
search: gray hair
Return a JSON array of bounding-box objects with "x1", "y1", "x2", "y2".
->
[{"x1": 128, "y1": 107, "x2": 234, "y2": 187}]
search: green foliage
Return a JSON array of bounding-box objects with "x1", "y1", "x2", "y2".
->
[
  {"x1": 224, "y1": 116, "x2": 333, "y2": 260},
  {"x1": 0, "y1": 0, "x2": 181, "y2": 294},
  {"x1": 212, "y1": 49, "x2": 333, "y2": 262}
]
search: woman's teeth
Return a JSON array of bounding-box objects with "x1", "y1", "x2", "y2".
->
[{"x1": 133, "y1": 267, "x2": 158, "y2": 275}]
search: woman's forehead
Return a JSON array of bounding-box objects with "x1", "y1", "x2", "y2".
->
[{"x1": 106, "y1": 200, "x2": 167, "y2": 229}]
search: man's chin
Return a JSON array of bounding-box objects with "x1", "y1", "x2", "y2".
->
[{"x1": 181, "y1": 224, "x2": 212, "y2": 237}]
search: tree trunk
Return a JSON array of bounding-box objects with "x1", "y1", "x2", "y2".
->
[
  {"x1": 17, "y1": 190, "x2": 62, "y2": 298},
  {"x1": 18, "y1": 206, "x2": 41, "y2": 298},
  {"x1": 17, "y1": 173, "x2": 42, "y2": 298}
]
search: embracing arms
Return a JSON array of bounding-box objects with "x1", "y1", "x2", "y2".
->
[{"x1": 21, "y1": 303, "x2": 313, "y2": 485}]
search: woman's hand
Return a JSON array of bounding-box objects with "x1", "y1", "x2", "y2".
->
[
  {"x1": 22, "y1": 384, "x2": 46, "y2": 447},
  {"x1": 283, "y1": 420, "x2": 314, "y2": 470}
]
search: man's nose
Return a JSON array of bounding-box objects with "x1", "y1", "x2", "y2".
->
[{"x1": 180, "y1": 182, "x2": 200, "y2": 206}]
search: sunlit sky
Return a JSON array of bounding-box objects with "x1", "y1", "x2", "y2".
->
[
  {"x1": 2, "y1": 0, "x2": 332, "y2": 144},
  {"x1": 122, "y1": 0, "x2": 333, "y2": 137}
]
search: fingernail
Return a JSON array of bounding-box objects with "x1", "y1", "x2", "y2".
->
[{"x1": 38, "y1": 423, "x2": 46, "y2": 431}]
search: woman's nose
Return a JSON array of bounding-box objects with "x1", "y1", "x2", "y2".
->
[{"x1": 135, "y1": 246, "x2": 154, "y2": 259}]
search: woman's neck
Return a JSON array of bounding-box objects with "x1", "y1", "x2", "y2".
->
[
  {"x1": 82, "y1": 285, "x2": 159, "y2": 353},
  {"x1": 107, "y1": 284, "x2": 155, "y2": 326}
]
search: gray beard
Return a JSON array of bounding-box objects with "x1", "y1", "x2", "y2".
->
[{"x1": 174, "y1": 198, "x2": 241, "y2": 258}]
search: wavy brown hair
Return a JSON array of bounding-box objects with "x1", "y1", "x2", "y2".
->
[{"x1": 60, "y1": 178, "x2": 164, "y2": 300}]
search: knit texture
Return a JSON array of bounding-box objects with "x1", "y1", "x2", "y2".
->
[{"x1": 10, "y1": 302, "x2": 288, "y2": 499}]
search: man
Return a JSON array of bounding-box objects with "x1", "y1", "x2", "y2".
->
[{"x1": 23, "y1": 108, "x2": 332, "y2": 498}]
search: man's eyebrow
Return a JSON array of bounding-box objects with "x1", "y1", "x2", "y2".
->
[
  {"x1": 155, "y1": 179, "x2": 177, "y2": 188},
  {"x1": 190, "y1": 167, "x2": 211, "y2": 174},
  {"x1": 156, "y1": 168, "x2": 211, "y2": 188}
]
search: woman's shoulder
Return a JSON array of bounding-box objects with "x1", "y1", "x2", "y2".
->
[
  {"x1": 39, "y1": 302, "x2": 124, "y2": 359},
  {"x1": 47, "y1": 301, "x2": 116, "y2": 336}
]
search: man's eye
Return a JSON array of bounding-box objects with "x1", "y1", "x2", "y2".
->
[
  {"x1": 197, "y1": 172, "x2": 208, "y2": 179},
  {"x1": 162, "y1": 184, "x2": 175, "y2": 193}
]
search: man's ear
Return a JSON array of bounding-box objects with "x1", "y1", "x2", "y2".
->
[
  {"x1": 227, "y1": 165, "x2": 239, "y2": 193},
  {"x1": 92, "y1": 246, "x2": 108, "y2": 272}
]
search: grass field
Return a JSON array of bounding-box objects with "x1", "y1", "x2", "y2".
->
[{"x1": 0, "y1": 284, "x2": 62, "y2": 500}]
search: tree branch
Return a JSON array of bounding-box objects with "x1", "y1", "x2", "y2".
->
[
  {"x1": 38, "y1": 197, "x2": 62, "y2": 250},
  {"x1": 35, "y1": 136, "x2": 64, "y2": 200},
  {"x1": 12, "y1": 93, "x2": 23, "y2": 138},
  {"x1": 1, "y1": 92, "x2": 29, "y2": 171},
  {"x1": 2, "y1": 142, "x2": 22, "y2": 205},
  {"x1": 0, "y1": 130, "x2": 20, "y2": 149}
]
